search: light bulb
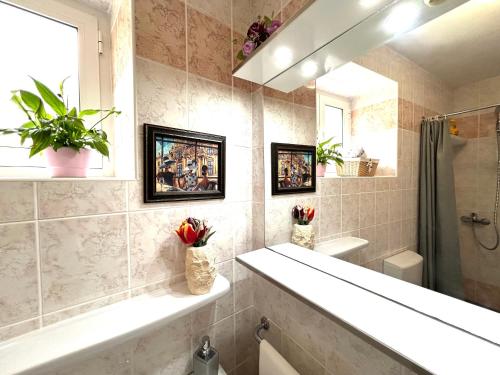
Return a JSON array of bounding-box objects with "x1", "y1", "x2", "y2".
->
[{"x1": 383, "y1": 2, "x2": 421, "y2": 34}]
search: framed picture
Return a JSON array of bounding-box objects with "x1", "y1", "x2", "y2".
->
[
  {"x1": 271, "y1": 143, "x2": 316, "y2": 195},
  {"x1": 144, "y1": 124, "x2": 226, "y2": 202}
]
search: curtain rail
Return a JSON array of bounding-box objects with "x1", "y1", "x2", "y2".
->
[{"x1": 423, "y1": 104, "x2": 500, "y2": 121}]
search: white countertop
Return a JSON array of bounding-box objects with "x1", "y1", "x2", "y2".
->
[
  {"x1": 0, "y1": 275, "x2": 230, "y2": 375},
  {"x1": 237, "y1": 248, "x2": 500, "y2": 375},
  {"x1": 268, "y1": 243, "x2": 500, "y2": 345}
]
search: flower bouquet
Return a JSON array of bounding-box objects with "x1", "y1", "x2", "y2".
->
[
  {"x1": 175, "y1": 218, "x2": 217, "y2": 295},
  {"x1": 236, "y1": 14, "x2": 282, "y2": 61},
  {"x1": 291, "y1": 205, "x2": 315, "y2": 249}
]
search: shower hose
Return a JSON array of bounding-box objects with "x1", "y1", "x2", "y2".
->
[{"x1": 472, "y1": 111, "x2": 500, "y2": 250}]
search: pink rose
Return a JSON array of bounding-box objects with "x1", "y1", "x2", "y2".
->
[
  {"x1": 266, "y1": 19, "x2": 281, "y2": 35},
  {"x1": 242, "y1": 40, "x2": 256, "y2": 56}
]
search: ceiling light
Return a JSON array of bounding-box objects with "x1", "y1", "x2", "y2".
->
[
  {"x1": 424, "y1": 0, "x2": 448, "y2": 6},
  {"x1": 273, "y1": 47, "x2": 293, "y2": 69},
  {"x1": 383, "y1": 2, "x2": 421, "y2": 34},
  {"x1": 301, "y1": 60, "x2": 318, "y2": 77}
]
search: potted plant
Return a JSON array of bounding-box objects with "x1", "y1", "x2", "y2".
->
[
  {"x1": 291, "y1": 205, "x2": 315, "y2": 250},
  {"x1": 175, "y1": 217, "x2": 217, "y2": 295},
  {"x1": 316, "y1": 137, "x2": 343, "y2": 177},
  {"x1": 0, "y1": 77, "x2": 120, "y2": 177}
]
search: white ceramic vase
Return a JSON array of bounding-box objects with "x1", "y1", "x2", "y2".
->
[
  {"x1": 291, "y1": 223, "x2": 315, "y2": 250},
  {"x1": 185, "y1": 245, "x2": 217, "y2": 295}
]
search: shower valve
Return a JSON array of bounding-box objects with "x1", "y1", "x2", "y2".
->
[{"x1": 460, "y1": 213, "x2": 490, "y2": 226}]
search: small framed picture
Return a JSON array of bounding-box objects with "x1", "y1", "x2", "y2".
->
[
  {"x1": 144, "y1": 124, "x2": 226, "y2": 202},
  {"x1": 271, "y1": 143, "x2": 316, "y2": 195}
]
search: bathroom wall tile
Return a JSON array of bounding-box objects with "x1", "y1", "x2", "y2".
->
[
  {"x1": 235, "y1": 307, "x2": 258, "y2": 365},
  {"x1": 252, "y1": 0, "x2": 282, "y2": 21},
  {"x1": 320, "y1": 178, "x2": 341, "y2": 196},
  {"x1": 293, "y1": 104, "x2": 316, "y2": 145},
  {"x1": 252, "y1": 148, "x2": 265, "y2": 203},
  {"x1": 232, "y1": 88, "x2": 253, "y2": 148},
  {"x1": 265, "y1": 198, "x2": 294, "y2": 246},
  {"x1": 455, "y1": 115, "x2": 479, "y2": 139},
  {"x1": 40, "y1": 215, "x2": 128, "y2": 313},
  {"x1": 375, "y1": 223, "x2": 389, "y2": 258},
  {"x1": 319, "y1": 195, "x2": 342, "y2": 239},
  {"x1": 264, "y1": 98, "x2": 294, "y2": 144},
  {"x1": 253, "y1": 274, "x2": 285, "y2": 328},
  {"x1": 358, "y1": 177, "x2": 375, "y2": 193},
  {"x1": 37, "y1": 181, "x2": 127, "y2": 219},
  {"x1": 0, "y1": 318, "x2": 39, "y2": 342},
  {"x1": 42, "y1": 292, "x2": 128, "y2": 326},
  {"x1": 251, "y1": 89, "x2": 264, "y2": 149},
  {"x1": 232, "y1": 0, "x2": 254, "y2": 34},
  {"x1": 359, "y1": 193, "x2": 375, "y2": 228},
  {"x1": 375, "y1": 191, "x2": 390, "y2": 225},
  {"x1": 135, "y1": 0, "x2": 186, "y2": 70},
  {"x1": 187, "y1": 0, "x2": 231, "y2": 27},
  {"x1": 281, "y1": 334, "x2": 325, "y2": 375},
  {"x1": 375, "y1": 178, "x2": 390, "y2": 192},
  {"x1": 388, "y1": 190, "x2": 402, "y2": 223},
  {"x1": 234, "y1": 260, "x2": 254, "y2": 312},
  {"x1": 342, "y1": 178, "x2": 360, "y2": 195},
  {"x1": 388, "y1": 221, "x2": 402, "y2": 252},
  {"x1": 188, "y1": 7, "x2": 232, "y2": 86},
  {"x1": 0, "y1": 182, "x2": 34, "y2": 223},
  {"x1": 479, "y1": 111, "x2": 497, "y2": 138},
  {"x1": 478, "y1": 75, "x2": 500, "y2": 107},
  {"x1": 293, "y1": 85, "x2": 316, "y2": 108},
  {"x1": 0, "y1": 223, "x2": 38, "y2": 326},
  {"x1": 341, "y1": 194, "x2": 360, "y2": 232},
  {"x1": 188, "y1": 73, "x2": 232, "y2": 135},
  {"x1": 133, "y1": 314, "x2": 192, "y2": 375},
  {"x1": 359, "y1": 226, "x2": 377, "y2": 265},
  {"x1": 136, "y1": 57, "x2": 187, "y2": 128},
  {"x1": 129, "y1": 208, "x2": 188, "y2": 287},
  {"x1": 233, "y1": 202, "x2": 253, "y2": 255},
  {"x1": 325, "y1": 319, "x2": 401, "y2": 375},
  {"x1": 281, "y1": 291, "x2": 329, "y2": 365},
  {"x1": 234, "y1": 355, "x2": 259, "y2": 375},
  {"x1": 252, "y1": 202, "x2": 265, "y2": 249},
  {"x1": 227, "y1": 146, "x2": 252, "y2": 202},
  {"x1": 282, "y1": 0, "x2": 311, "y2": 22},
  {"x1": 53, "y1": 341, "x2": 133, "y2": 375}
]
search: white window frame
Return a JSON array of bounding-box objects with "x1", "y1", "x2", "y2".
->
[{"x1": 0, "y1": 0, "x2": 104, "y2": 177}]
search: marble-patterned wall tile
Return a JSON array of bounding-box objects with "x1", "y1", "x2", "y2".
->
[
  {"x1": 227, "y1": 145, "x2": 252, "y2": 202},
  {"x1": 359, "y1": 193, "x2": 375, "y2": 228},
  {"x1": 0, "y1": 223, "x2": 38, "y2": 326},
  {"x1": 252, "y1": 0, "x2": 282, "y2": 20},
  {"x1": 136, "y1": 57, "x2": 187, "y2": 128},
  {"x1": 281, "y1": 334, "x2": 325, "y2": 375},
  {"x1": 0, "y1": 318, "x2": 39, "y2": 342},
  {"x1": 319, "y1": 195, "x2": 342, "y2": 239},
  {"x1": 232, "y1": 0, "x2": 254, "y2": 34},
  {"x1": 38, "y1": 181, "x2": 127, "y2": 219},
  {"x1": 320, "y1": 178, "x2": 341, "y2": 196},
  {"x1": 325, "y1": 319, "x2": 402, "y2": 375},
  {"x1": 233, "y1": 202, "x2": 253, "y2": 255},
  {"x1": 0, "y1": 182, "x2": 34, "y2": 223},
  {"x1": 187, "y1": 7, "x2": 232, "y2": 86},
  {"x1": 39, "y1": 215, "x2": 128, "y2": 312},
  {"x1": 375, "y1": 191, "x2": 390, "y2": 225},
  {"x1": 187, "y1": 0, "x2": 231, "y2": 27},
  {"x1": 235, "y1": 306, "x2": 258, "y2": 366},
  {"x1": 234, "y1": 260, "x2": 254, "y2": 312},
  {"x1": 135, "y1": 0, "x2": 186, "y2": 69},
  {"x1": 129, "y1": 208, "x2": 188, "y2": 287},
  {"x1": 293, "y1": 104, "x2": 316, "y2": 145},
  {"x1": 253, "y1": 274, "x2": 285, "y2": 328},
  {"x1": 133, "y1": 314, "x2": 192, "y2": 375},
  {"x1": 232, "y1": 89, "x2": 253, "y2": 148},
  {"x1": 341, "y1": 194, "x2": 360, "y2": 232},
  {"x1": 52, "y1": 341, "x2": 133, "y2": 375}
]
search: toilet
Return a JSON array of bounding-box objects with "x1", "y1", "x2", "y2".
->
[{"x1": 383, "y1": 250, "x2": 423, "y2": 285}]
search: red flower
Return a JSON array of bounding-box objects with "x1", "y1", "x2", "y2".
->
[
  {"x1": 175, "y1": 218, "x2": 216, "y2": 247},
  {"x1": 307, "y1": 208, "x2": 315, "y2": 222}
]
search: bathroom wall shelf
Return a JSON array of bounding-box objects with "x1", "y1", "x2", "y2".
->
[
  {"x1": 0, "y1": 275, "x2": 230, "y2": 375},
  {"x1": 237, "y1": 248, "x2": 500, "y2": 374}
]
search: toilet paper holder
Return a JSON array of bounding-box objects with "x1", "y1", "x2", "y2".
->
[{"x1": 254, "y1": 316, "x2": 270, "y2": 344}]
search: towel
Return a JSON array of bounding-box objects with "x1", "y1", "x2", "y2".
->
[{"x1": 259, "y1": 339, "x2": 300, "y2": 375}]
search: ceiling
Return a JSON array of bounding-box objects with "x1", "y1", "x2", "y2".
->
[
  {"x1": 316, "y1": 62, "x2": 397, "y2": 99},
  {"x1": 388, "y1": 0, "x2": 500, "y2": 88}
]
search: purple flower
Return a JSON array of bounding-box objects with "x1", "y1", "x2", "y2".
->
[
  {"x1": 266, "y1": 19, "x2": 281, "y2": 35},
  {"x1": 247, "y1": 22, "x2": 263, "y2": 38},
  {"x1": 242, "y1": 40, "x2": 256, "y2": 56}
]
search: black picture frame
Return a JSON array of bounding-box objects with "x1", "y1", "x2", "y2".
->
[
  {"x1": 271, "y1": 142, "x2": 316, "y2": 195},
  {"x1": 144, "y1": 124, "x2": 226, "y2": 203}
]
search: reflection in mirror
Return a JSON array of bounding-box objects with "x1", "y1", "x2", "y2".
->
[{"x1": 263, "y1": 0, "x2": 500, "y2": 319}]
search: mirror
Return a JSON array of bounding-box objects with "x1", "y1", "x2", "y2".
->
[{"x1": 260, "y1": 0, "x2": 500, "y2": 344}]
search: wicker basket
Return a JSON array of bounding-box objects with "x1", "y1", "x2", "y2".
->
[{"x1": 336, "y1": 158, "x2": 379, "y2": 177}]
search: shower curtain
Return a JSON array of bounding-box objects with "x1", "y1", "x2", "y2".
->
[{"x1": 418, "y1": 119, "x2": 464, "y2": 300}]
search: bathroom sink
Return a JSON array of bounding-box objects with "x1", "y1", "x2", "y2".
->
[{"x1": 314, "y1": 237, "x2": 369, "y2": 258}]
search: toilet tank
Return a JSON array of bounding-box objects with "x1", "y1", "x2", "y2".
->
[
  {"x1": 383, "y1": 251, "x2": 423, "y2": 286},
  {"x1": 314, "y1": 237, "x2": 369, "y2": 258}
]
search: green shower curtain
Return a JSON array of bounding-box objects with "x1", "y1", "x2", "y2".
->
[{"x1": 418, "y1": 119, "x2": 464, "y2": 300}]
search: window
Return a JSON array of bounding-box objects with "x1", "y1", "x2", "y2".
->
[
  {"x1": 0, "y1": 0, "x2": 101, "y2": 177},
  {"x1": 208, "y1": 159, "x2": 214, "y2": 175}
]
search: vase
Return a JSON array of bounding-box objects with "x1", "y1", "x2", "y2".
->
[
  {"x1": 185, "y1": 245, "x2": 217, "y2": 295},
  {"x1": 45, "y1": 147, "x2": 91, "y2": 177},
  {"x1": 291, "y1": 223, "x2": 315, "y2": 250},
  {"x1": 316, "y1": 163, "x2": 326, "y2": 177}
]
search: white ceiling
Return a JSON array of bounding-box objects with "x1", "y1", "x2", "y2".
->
[
  {"x1": 388, "y1": 0, "x2": 500, "y2": 88},
  {"x1": 316, "y1": 62, "x2": 397, "y2": 99}
]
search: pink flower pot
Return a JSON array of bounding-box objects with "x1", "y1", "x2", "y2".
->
[
  {"x1": 45, "y1": 147, "x2": 91, "y2": 177},
  {"x1": 316, "y1": 163, "x2": 326, "y2": 177}
]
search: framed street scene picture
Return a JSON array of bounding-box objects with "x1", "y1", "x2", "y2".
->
[
  {"x1": 144, "y1": 124, "x2": 226, "y2": 202},
  {"x1": 271, "y1": 142, "x2": 316, "y2": 195}
]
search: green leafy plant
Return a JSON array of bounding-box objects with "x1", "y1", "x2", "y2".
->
[
  {"x1": 0, "y1": 77, "x2": 120, "y2": 157},
  {"x1": 317, "y1": 137, "x2": 343, "y2": 167}
]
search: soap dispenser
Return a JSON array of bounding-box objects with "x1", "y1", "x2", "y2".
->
[{"x1": 193, "y1": 336, "x2": 219, "y2": 375}]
